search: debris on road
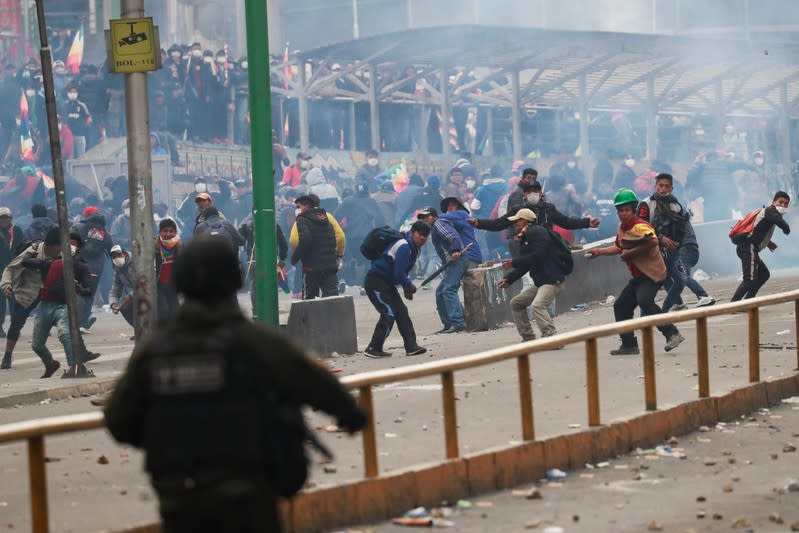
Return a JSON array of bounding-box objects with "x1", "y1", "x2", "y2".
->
[
  {"x1": 783, "y1": 443, "x2": 797, "y2": 453},
  {"x1": 647, "y1": 520, "x2": 663, "y2": 530},
  {"x1": 97, "y1": 455, "x2": 109, "y2": 465},
  {"x1": 545, "y1": 468, "x2": 566, "y2": 480}
]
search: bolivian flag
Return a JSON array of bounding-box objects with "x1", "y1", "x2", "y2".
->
[
  {"x1": 66, "y1": 24, "x2": 84, "y2": 74},
  {"x1": 19, "y1": 92, "x2": 35, "y2": 162}
]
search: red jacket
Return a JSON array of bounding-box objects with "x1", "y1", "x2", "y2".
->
[{"x1": 281, "y1": 164, "x2": 303, "y2": 188}]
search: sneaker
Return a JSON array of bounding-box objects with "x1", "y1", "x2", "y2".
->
[
  {"x1": 664, "y1": 332, "x2": 685, "y2": 352},
  {"x1": 406, "y1": 346, "x2": 427, "y2": 356},
  {"x1": 40, "y1": 360, "x2": 61, "y2": 378},
  {"x1": 0, "y1": 353, "x2": 11, "y2": 369},
  {"x1": 85, "y1": 316, "x2": 97, "y2": 330},
  {"x1": 82, "y1": 352, "x2": 101, "y2": 362},
  {"x1": 364, "y1": 347, "x2": 392, "y2": 358},
  {"x1": 79, "y1": 327, "x2": 91, "y2": 334},
  {"x1": 610, "y1": 345, "x2": 640, "y2": 356},
  {"x1": 696, "y1": 296, "x2": 716, "y2": 307},
  {"x1": 435, "y1": 326, "x2": 452, "y2": 334},
  {"x1": 442, "y1": 326, "x2": 466, "y2": 334},
  {"x1": 521, "y1": 335, "x2": 537, "y2": 342},
  {"x1": 670, "y1": 303, "x2": 688, "y2": 311}
]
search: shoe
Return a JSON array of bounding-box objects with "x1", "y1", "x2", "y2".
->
[
  {"x1": 84, "y1": 316, "x2": 97, "y2": 330},
  {"x1": 406, "y1": 346, "x2": 427, "y2": 356},
  {"x1": 664, "y1": 332, "x2": 685, "y2": 352},
  {"x1": 338, "y1": 282, "x2": 346, "y2": 294},
  {"x1": 364, "y1": 347, "x2": 392, "y2": 358},
  {"x1": 40, "y1": 360, "x2": 61, "y2": 378},
  {"x1": 0, "y1": 327, "x2": 5, "y2": 338},
  {"x1": 82, "y1": 352, "x2": 101, "y2": 362},
  {"x1": 0, "y1": 354, "x2": 11, "y2": 369},
  {"x1": 696, "y1": 296, "x2": 716, "y2": 307},
  {"x1": 435, "y1": 326, "x2": 452, "y2": 334},
  {"x1": 521, "y1": 335, "x2": 537, "y2": 342},
  {"x1": 79, "y1": 327, "x2": 90, "y2": 334},
  {"x1": 670, "y1": 303, "x2": 688, "y2": 311},
  {"x1": 610, "y1": 345, "x2": 640, "y2": 356},
  {"x1": 442, "y1": 326, "x2": 466, "y2": 334}
]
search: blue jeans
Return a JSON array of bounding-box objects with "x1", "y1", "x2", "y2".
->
[
  {"x1": 661, "y1": 251, "x2": 686, "y2": 312},
  {"x1": 32, "y1": 301, "x2": 75, "y2": 366},
  {"x1": 435, "y1": 257, "x2": 474, "y2": 329},
  {"x1": 680, "y1": 245, "x2": 708, "y2": 300}
]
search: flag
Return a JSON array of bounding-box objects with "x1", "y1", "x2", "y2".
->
[
  {"x1": 282, "y1": 43, "x2": 292, "y2": 90},
  {"x1": 66, "y1": 24, "x2": 84, "y2": 74},
  {"x1": 283, "y1": 112, "x2": 290, "y2": 140},
  {"x1": 18, "y1": 92, "x2": 35, "y2": 162},
  {"x1": 373, "y1": 163, "x2": 409, "y2": 193},
  {"x1": 436, "y1": 109, "x2": 460, "y2": 151}
]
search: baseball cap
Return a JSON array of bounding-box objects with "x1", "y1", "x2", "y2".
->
[
  {"x1": 417, "y1": 206, "x2": 438, "y2": 218},
  {"x1": 195, "y1": 192, "x2": 212, "y2": 202},
  {"x1": 0, "y1": 207, "x2": 11, "y2": 217},
  {"x1": 110, "y1": 245, "x2": 124, "y2": 255},
  {"x1": 82, "y1": 206, "x2": 100, "y2": 217},
  {"x1": 507, "y1": 208, "x2": 537, "y2": 222}
]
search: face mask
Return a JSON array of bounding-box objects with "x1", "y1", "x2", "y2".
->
[
  {"x1": 367, "y1": 158, "x2": 378, "y2": 167},
  {"x1": 25, "y1": 89, "x2": 35, "y2": 97},
  {"x1": 70, "y1": 244, "x2": 77, "y2": 256},
  {"x1": 695, "y1": 128, "x2": 704, "y2": 136},
  {"x1": 112, "y1": 257, "x2": 126, "y2": 267},
  {"x1": 567, "y1": 161, "x2": 576, "y2": 169},
  {"x1": 466, "y1": 179, "x2": 476, "y2": 189},
  {"x1": 300, "y1": 160, "x2": 310, "y2": 170},
  {"x1": 725, "y1": 126, "x2": 734, "y2": 134},
  {"x1": 754, "y1": 157, "x2": 764, "y2": 166},
  {"x1": 203, "y1": 57, "x2": 213, "y2": 64},
  {"x1": 161, "y1": 236, "x2": 178, "y2": 244},
  {"x1": 295, "y1": 208, "x2": 302, "y2": 216},
  {"x1": 123, "y1": 208, "x2": 130, "y2": 217},
  {"x1": 241, "y1": 61, "x2": 248, "y2": 69},
  {"x1": 625, "y1": 159, "x2": 635, "y2": 168},
  {"x1": 195, "y1": 183, "x2": 207, "y2": 193},
  {"x1": 525, "y1": 192, "x2": 541, "y2": 205},
  {"x1": 776, "y1": 206, "x2": 789, "y2": 215},
  {"x1": 67, "y1": 92, "x2": 78, "y2": 101},
  {"x1": 171, "y1": 53, "x2": 180, "y2": 60},
  {"x1": 192, "y1": 50, "x2": 202, "y2": 58}
]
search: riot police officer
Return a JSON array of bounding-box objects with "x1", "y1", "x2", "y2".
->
[{"x1": 104, "y1": 236, "x2": 366, "y2": 532}]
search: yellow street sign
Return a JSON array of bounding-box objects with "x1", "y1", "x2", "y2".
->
[{"x1": 108, "y1": 17, "x2": 159, "y2": 73}]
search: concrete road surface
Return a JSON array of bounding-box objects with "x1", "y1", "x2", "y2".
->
[{"x1": 0, "y1": 271, "x2": 797, "y2": 532}]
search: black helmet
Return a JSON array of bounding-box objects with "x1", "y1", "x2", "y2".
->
[{"x1": 173, "y1": 238, "x2": 243, "y2": 302}]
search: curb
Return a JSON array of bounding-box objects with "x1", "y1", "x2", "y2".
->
[{"x1": 0, "y1": 378, "x2": 119, "y2": 409}]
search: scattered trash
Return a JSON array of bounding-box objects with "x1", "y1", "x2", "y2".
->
[
  {"x1": 325, "y1": 425, "x2": 341, "y2": 433},
  {"x1": 568, "y1": 423, "x2": 581, "y2": 429},
  {"x1": 647, "y1": 520, "x2": 663, "y2": 531},
  {"x1": 605, "y1": 295, "x2": 615, "y2": 305},
  {"x1": 545, "y1": 468, "x2": 566, "y2": 480},
  {"x1": 703, "y1": 459, "x2": 717, "y2": 466},
  {"x1": 783, "y1": 397, "x2": 799, "y2": 404},
  {"x1": 786, "y1": 480, "x2": 799, "y2": 492},
  {"x1": 456, "y1": 500, "x2": 472, "y2": 509},
  {"x1": 696, "y1": 496, "x2": 706, "y2": 502},
  {"x1": 654, "y1": 445, "x2": 685, "y2": 459},
  {"x1": 0, "y1": 502, "x2": 7, "y2": 507},
  {"x1": 570, "y1": 303, "x2": 588, "y2": 311},
  {"x1": 722, "y1": 484, "x2": 733, "y2": 493},
  {"x1": 524, "y1": 519, "x2": 542, "y2": 529},
  {"x1": 696, "y1": 511, "x2": 706, "y2": 519},
  {"x1": 776, "y1": 329, "x2": 791, "y2": 335},
  {"x1": 769, "y1": 513, "x2": 784, "y2": 524},
  {"x1": 667, "y1": 436, "x2": 679, "y2": 445},
  {"x1": 384, "y1": 433, "x2": 398, "y2": 438},
  {"x1": 404, "y1": 507, "x2": 429, "y2": 519},
  {"x1": 44, "y1": 457, "x2": 61, "y2": 463},
  {"x1": 542, "y1": 527, "x2": 564, "y2": 533},
  {"x1": 730, "y1": 517, "x2": 751, "y2": 529},
  {"x1": 323, "y1": 465, "x2": 337, "y2": 474},
  {"x1": 783, "y1": 443, "x2": 797, "y2": 453},
  {"x1": 394, "y1": 417, "x2": 404, "y2": 423},
  {"x1": 39, "y1": 399, "x2": 51, "y2": 406},
  {"x1": 97, "y1": 455, "x2": 109, "y2": 465},
  {"x1": 475, "y1": 501, "x2": 493, "y2": 508},
  {"x1": 595, "y1": 461, "x2": 610, "y2": 468}
]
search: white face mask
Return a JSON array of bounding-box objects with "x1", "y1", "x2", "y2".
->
[
  {"x1": 123, "y1": 208, "x2": 130, "y2": 217},
  {"x1": 299, "y1": 160, "x2": 310, "y2": 170},
  {"x1": 67, "y1": 92, "x2": 78, "y2": 101},
  {"x1": 776, "y1": 206, "x2": 789, "y2": 215},
  {"x1": 294, "y1": 208, "x2": 302, "y2": 216},
  {"x1": 216, "y1": 57, "x2": 226, "y2": 64},
  {"x1": 754, "y1": 157, "x2": 764, "y2": 166},
  {"x1": 70, "y1": 244, "x2": 78, "y2": 256},
  {"x1": 203, "y1": 57, "x2": 213, "y2": 64},
  {"x1": 567, "y1": 161, "x2": 576, "y2": 169},
  {"x1": 525, "y1": 192, "x2": 541, "y2": 205},
  {"x1": 161, "y1": 236, "x2": 178, "y2": 244},
  {"x1": 195, "y1": 183, "x2": 207, "y2": 193},
  {"x1": 112, "y1": 257, "x2": 126, "y2": 267},
  {"x1": 624, "y1": 158, "x2": 635, "y2": 168},
  {"x1": 367, "y1": 158, "x2": 378, "y2": 167},
  {"x1": 241, "y1": 61, "x2": 248, "y2": 69},
  {"x1": 466, "y1": 179, "x2": 476, "y2": 189},
  {"x1": 192, "y1": 50, "x2": 202, "y2": 58},
  {"x1": 25, "y1": 89, "x2": 35, "y2": 97}
]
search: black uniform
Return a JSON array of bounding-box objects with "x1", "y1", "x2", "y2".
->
[{"x1": 104, "y1": 300, "x2": 365, "y2": 533}]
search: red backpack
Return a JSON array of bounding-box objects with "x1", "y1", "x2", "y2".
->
[{"x1": 728, "y1": 208, "x2": 764, "y2": 243}]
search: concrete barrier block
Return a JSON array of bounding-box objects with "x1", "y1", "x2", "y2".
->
[
  {"x1": 493, "y1": 441, "x2": 547, "y2": 488},
  {"x1": 717, "y1": 383, "x2": 767, "y2": 421},
  {"x1": 541, "y1": 435, "x2": 571, "y2": 471},
  {"x1": 681, "y1": 398, "x2": 719, "y2": 430},
  {"x1": 290, "y1": 482, "x2": 362, "y2": 533},
  {"x1": 286, "y1": 295, "x2": 358, "y2": 355},
  {"x1": 589, "y1": 426, "x2": 616, "y2": 462},
  {"x1": 566, "y1": 431, "x2": 593, "y2": 469},
  {"x1": 625, "y1": 413, "x2": 668, "y2": 450},
  {"x1": 764, "y1": 377, "x2": 794, "y2": 406}
]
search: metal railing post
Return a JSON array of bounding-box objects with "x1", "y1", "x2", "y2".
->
[
  {"x1": 28, "y1": 436, "x2": 49, "y2": 533},
  {"x1": 585, "y1": 338, "x2": 600, "y2": 426},
  {"x1": 441, "y1": 371, "x2": 460, "y2": 459},
  {"x1": 517, "y1": 354, "x2": 535, "y2": 440},
  {"x1": 795, "y1": 300, "x2": 799, "y2": 370},
  {"x1": 696, "y1": 317, "x2": 709, "y2": 398},
  {"x1": 748, "y1": 308, "x2": 760, "y2": 382},
  {"x1": 642, "y1": 327, "x2": 657, "y2": 411},
  {"x1": 358, "y1": 386, "x2": 379, "y2": 477}
]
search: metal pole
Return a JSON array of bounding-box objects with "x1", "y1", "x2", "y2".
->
[
  {"x1": 33, "y1": 0, "x2": 83, "y2": 372},
  {"x1": 368, "y1": 64, "x2": 380, "y2": 151},
  {"x1": 646, "y1": 77, "x2": 657, "y2": 161},
  {"x1": 244, "y1": 0, "x2": 278, "y2": 326},
  {"x1": 440, "y1": 69, "x2": 450, "y2": 169},
  {"x1": 352, "y1": 0, "x2": 360, "y2": 39},
  {"x1": 298, "y1": 59, "x2": 310, "y2": 152},
  {"x1": 780, "y1": 83, "x2": 792, "y2": 185},
  {"x1": 121, "y1": 0, "x2": 157, "y2": 339},
  {"x1": 578, "y1": 74, "x2": 590, "y2": 164},
  {"x1": 511, "y1": 70, "x2": 522, "y2": 162}
]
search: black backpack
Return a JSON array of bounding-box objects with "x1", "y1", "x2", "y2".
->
[
  {"x1": 546, "y1": 228, "x2": 574, "y2": 275},
  {"x1": 202, "y1": 218, "x2": 234, "y2": 247},
  {"x1": 360, "y1": 226, "x2": 404, "y2": 260}
]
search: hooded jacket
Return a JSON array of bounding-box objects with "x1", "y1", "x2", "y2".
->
[
  {"x1": 305, "y1": 168, "x2": 340, "y2": 202},
  {"x1": 0, "y1": 224, "x2": 24, "y2": 270},
  {"x1": 437, "y1": 209, "x2": 483, "y2": 263},
  {"x1": 368, "y1": 232, "x2": 419, "y2": 290},
  {"x1": 471, "y1": 178, "x2": 506, "y2": 217},
  {"x1": 72, "y1": 213, "x2": 114, "y2": 264},
  {"x1": 0, "y1": 243, "x2": 44, "y2": 307},
  {"x1": 110, "y1": 255, "x2": 136, "y2": 306},
  {"x1": 334, "y1": 193, "x2": 384, "y2": 239},
  {"x1": 742, "y1": 205, "x2": 791, "y2": 251},
  {"x1": 24, "y1": 216, "x2": 57, "y2": 244},
  {"x1": 290, "y1": 207, "x2": 338, "y2": 271}
]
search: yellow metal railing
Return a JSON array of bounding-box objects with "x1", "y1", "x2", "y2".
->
[{"x1": 2, "y1": 289, "x2": 798, "y2": 533}]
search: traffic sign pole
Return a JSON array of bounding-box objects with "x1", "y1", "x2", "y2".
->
[{"x1": 245, "y1": 0, "x2": 278, "y2": 326}]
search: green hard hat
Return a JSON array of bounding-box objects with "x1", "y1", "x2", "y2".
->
[{"x1": 613, "y1": 188, "x2": 639, "y2": 207}]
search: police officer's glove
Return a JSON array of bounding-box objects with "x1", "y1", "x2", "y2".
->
[{"x1": 337, "y1": 409, "x2": 367, "y2": 434}]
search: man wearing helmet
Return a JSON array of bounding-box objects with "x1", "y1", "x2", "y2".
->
[{"x1": 586, "y1": 188, "x2": 685, "y2": 356}]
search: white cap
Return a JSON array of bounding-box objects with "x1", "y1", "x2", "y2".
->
[
  {"x1": 507, "y1": 208, "x2": 537, "y2": 222},
  {"x1": 0, "y1": 207, "x2": 10, "y2": 217},
  {"x1": 110, "y1": 245, "x2": 124, "y2": 254}
]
